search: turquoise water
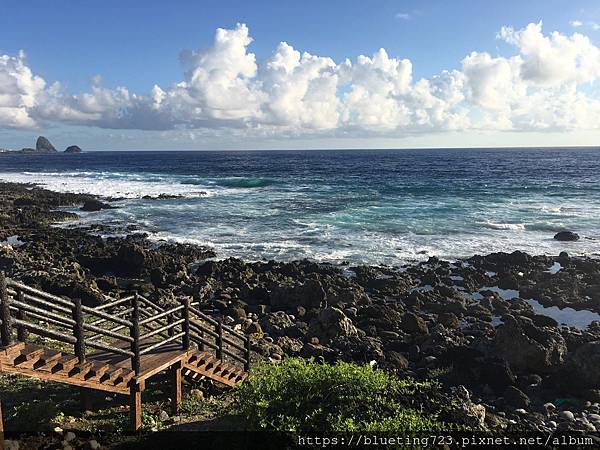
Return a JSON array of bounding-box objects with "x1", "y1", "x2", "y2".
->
[{"x1": 1, "y1": 148, "x2": 599, "y2": 264}]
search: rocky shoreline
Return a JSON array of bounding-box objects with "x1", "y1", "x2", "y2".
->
[{"x1": 1, "y1": 181, "x2": 600, "y2": 437}]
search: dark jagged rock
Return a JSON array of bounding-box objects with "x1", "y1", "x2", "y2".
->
[
  {"x1": 494, "y1": 315, "x2": 567, "y2": 373},
  {"x1": 554, "y1": 231, "x2": 580, "y2": 241},
  {"x1": 81, "y1": 199, "x2": 116, "y2": 212},
  {"x1": 65, "y1": 145, "x2": 82, "y2": 153},
  {"x1": 36, "y1": 136, "x2": 57, "y2": 152}
]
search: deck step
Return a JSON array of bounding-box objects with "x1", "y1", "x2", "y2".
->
[
  {"x1": 85, "y1": 363, "x2": 110, "y2": 381},
  {"x1": 53, "y1": 355, "x2": 79, "y2": 373},
  {"x1": 34, "y1": 350, "x2": 63, "y2": 370},
  {"x1": 102, "y1": 367, "x2": 124, "y2": 384},
  {"x1": 69, "y1": 361, "x2": 94, "y2": 379},
  {"x1": 1, "y1": 342, "x2": 26, "y2": 359}
]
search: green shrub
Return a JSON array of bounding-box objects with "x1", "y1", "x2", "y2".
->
[{"x1": 235, "y1": 358, "x2": 452, "y2": 433}]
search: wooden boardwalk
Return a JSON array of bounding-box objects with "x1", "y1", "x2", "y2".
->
[{"x1": 0, "y1": 274, "x2": 250, "y2": 431}]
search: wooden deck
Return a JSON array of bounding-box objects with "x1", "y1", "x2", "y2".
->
[
  {"x1": 87, "y1": 338, "x2": 187, "y2": 382},
  {"x1": 0, "y1": 274, "x2": 251, "y2": 431}
]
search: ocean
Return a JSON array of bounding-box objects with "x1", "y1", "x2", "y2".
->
[{"x1": 1, "y1": 148, "x2": 599, "y2": 265}]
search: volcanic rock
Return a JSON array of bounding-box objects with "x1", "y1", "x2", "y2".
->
[
  {"x1": 494, "y1": 315, "x2": 567, "y2": 373},
  {"x1": 554, "y1": 231, "x2": 580, "y2": 241},
  {"x1": 308, "y1": 307, "x2": 358, "y2": 344},
  {"x1": 81, "y1": 199, "x2": 115, "y2": 212}
]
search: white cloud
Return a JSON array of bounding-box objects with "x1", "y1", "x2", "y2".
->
[
  {"x1": 498, "y1": 21, "x2": 600, "y2": 86},
  {"x1": 395, "y1": 13, "x2": 411, "y2": 20},
  {"x1": 3, "y1": 22, "x2": 600, "y2": 137},
  {"x1": 0, "y1": 51, "x2": 45, "y2": 128},
  {"x1": 570, "y1": 20, "x2": 583, "y2": 28}
]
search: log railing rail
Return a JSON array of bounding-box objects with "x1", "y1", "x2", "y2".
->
[{"x1": 0, "y1": 273, "x2": 251, "y2": 376}]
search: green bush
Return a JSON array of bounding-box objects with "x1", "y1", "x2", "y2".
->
[{"x1": 235, "y1": 358, "x2": 452, "y2": 433}]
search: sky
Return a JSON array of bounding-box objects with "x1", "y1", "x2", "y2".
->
[{"x1": 2, "y1": 0, "x2": 600, "y2": 150}]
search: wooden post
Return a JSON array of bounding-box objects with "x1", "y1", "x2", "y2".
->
[
  {"x1": 182, "y1": 297, "x2": 190, "y2": 350},
  {"x1": 16, "y1": 289, "x2": 27, "y2": 342},
  {"x1": 0, "y1": 401, "x2": 4, "y2": 450},
  {"x1": 244, "y1": 334, "x2": 251, "y2": 372},
  {"x1": 0, "y1": 273, "x2": 12, "y2": 347},
  {"x1": 129, "y1": 382, "x2": 142, "y2": 432},
  {"x1": 167, "y1": 313, "x2": 174, "y2": 338},
  {"x1": 130, "y1": 293, "x2": 141, "y2": 375},
  {"x1": 73, "y1": 298, "x2": 86, "y2": 364},
  {"x1": 170, "y1": 360, "x2": 182, "y2": 415},
  {"x1": 216, "y1": 320, "x2": 223, "y2": 362},
  {"x1": 80, "y1": 387, "x2": 93, "y2": 412}
]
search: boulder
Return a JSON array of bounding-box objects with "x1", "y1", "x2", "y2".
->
[
  {"x1": 383, "y1": 351, "x2": 409, "y2": 372},
  {"x1": 36, "y1": 136, "x2": 57, "y2": 152},
  {"x1": 276, "y1": 336, "x2": 304, "y2": 355},
  {"x1": 554, "y1": 231, "x2": 580, "y2": 241},
  {"x1": 571, "y1": 341, "x2": 600, "y2": 387},
  {"x1": 115, "y1": 244, "x2": 146, "y2": 276},
  {"x1": 329, "y1": 335, "x2": 384, "y2": 363},
  {"x1": 259, "y1": 311, "x2": 296, "y2": 338},
  {"x1": 300, "y1": 342, "x2": 337, "y2": 360},
  {"x1": 399, "y1": 312, "x2": 429, "y2": 334},
  {"x1": 503, "y1": 386, "x2": 530, "y2": 409},
  {"x1": 245, "y1": 321, "x2": 263, "y2": 336},
  {"x1": 494, "y1": 316, "x2": 567, "y2": 373},
  {"x1": 80, "y1": 199, "x2": 115, "y2": 212},
  {"x1": 308, "y1": 307, "x2": 358, "y2": 344},
  {"x1": 64, "y1": 145, "x2": 82, "y2": 153},
  {"x1": 438, "y1": 312, "x2": 460, "y2": 329},
  {"x1": 269, "y1": 278, "x2": 326, "y2": 310}
]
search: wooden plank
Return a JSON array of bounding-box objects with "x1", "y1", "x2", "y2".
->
[
  {"x1": 69, "y1": 361, "x2": 94, "y2": 379},
  {"x1": 16, "y1": 346, "x2": 45, "y2": 363},
  {"x1": 0, "y1": 342, "x2": 25, "y2": 358},
  {"x1": 102, "y1": 367, "x2": 123, "y2": 384},
  {"x1": 0, "y1": 364, "x2": 129, "y2": 394},
  {"x1": 85, "y1": 363, "x2": 110, "y2": 382},
  {"x1": 38, "y1": 350, "x2": 62, "y2": 364},
  {"x1": 53, "y1": 355, "x2": 79, "y2": 373},
  {"x1": 114, "y1": 370, "x2": 135, "y2": 387}
]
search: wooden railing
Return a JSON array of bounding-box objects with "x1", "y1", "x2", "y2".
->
[{"x1": 0, "y1": 273, "x2": 251, "y2": 376}]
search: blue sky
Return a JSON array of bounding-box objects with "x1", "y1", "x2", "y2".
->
[{"x1": 2, "y1": 0, "x2": 600, "y2": 150}]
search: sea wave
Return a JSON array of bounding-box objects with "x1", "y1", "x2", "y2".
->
[
  {"x1": 0, "y1": 172, "x2": 210, "y2": 199},
  {"x1": 215, "y1": 178, "x2": 277, "y2": 188},
  {"x1": 479, "y1": 221, "x2": 526, "y2": 231},
  {"x1": 526, "y1": 222, "x2": 569, "y2": 232}
]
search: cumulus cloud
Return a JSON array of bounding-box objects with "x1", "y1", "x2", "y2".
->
[
  {"x1": 3, "y1": 22, "x2": 600, "y2": 136},
  {"x1": 0, "y1": 51, "x2": 45, "y2": 128},
  {"x1": 570, "y1": 20, "x2": 583, "y2": 28}
]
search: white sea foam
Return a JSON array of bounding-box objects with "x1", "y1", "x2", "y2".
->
[
  {"x1": 480, "y1": 221, "x2": 526, "y2": 231},
  {"x1": 0, "y1": 171, "x2": 210, "y2": 199}
]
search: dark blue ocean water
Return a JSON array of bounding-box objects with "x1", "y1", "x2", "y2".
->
[{"x1": 1, "y1": 148, "x2": 599, "y2": 264}]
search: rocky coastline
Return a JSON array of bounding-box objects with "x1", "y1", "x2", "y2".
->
[{"x1": 1, "y1": 181, "x2": 600, "y2": 437}]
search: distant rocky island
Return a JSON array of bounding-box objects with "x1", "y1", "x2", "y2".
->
[{"x1": 0, "y1": 136, "x2": 82, "y2": 154}]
